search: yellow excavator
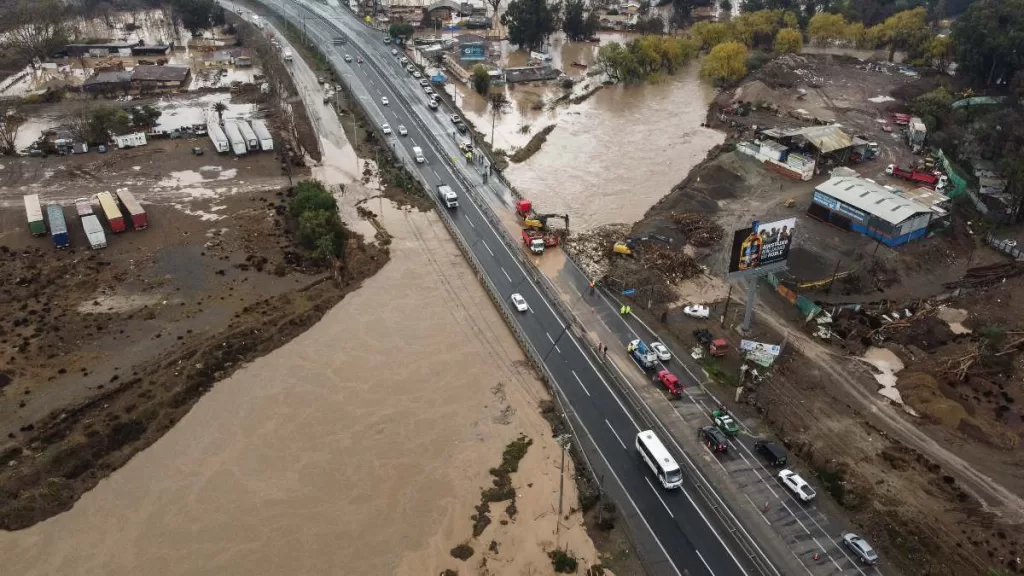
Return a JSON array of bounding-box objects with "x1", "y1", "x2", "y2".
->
[
  {"x1": 524, "y1": 212, "x2": 569, "y2": 231},
  {"x1": 613, "y1": 234, "x2": 671, "y2": 256}
]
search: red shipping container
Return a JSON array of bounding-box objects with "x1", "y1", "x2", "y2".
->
[{"x1": 115, "y1": 189, "x2": 148, "y2": 230}]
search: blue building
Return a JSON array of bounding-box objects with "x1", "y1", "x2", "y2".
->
[{"x1": 808, "y1": 176, "x2": 945, "y2": 247}]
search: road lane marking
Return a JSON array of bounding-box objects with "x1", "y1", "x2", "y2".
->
[
  {"x1": 501, "y1": 267, "x2": 511, "y2": 282},
  {"x1": 481, "y1": 240, "x2": 494, "y2": 257},
  {"x1": 695, "y1": 550, "x2": 716, "y2": 576},
  {"x1": 432, "y1": 169, "x2": 441, "y2": 179},
  {"x1": 605, "y1": 419, "x2": 626, "y2": 449},
  {"x1": 645, "y1": 477, "x2": 674, "y2": 518},
  {"x1": 675, "y1": 482, "x2": 749, "y2": 575},
  {"x1": 547, "y1": 332, "x2": 555, "y2": 344},
  {"x1": 745, "y1": 494, "x2": 771, "y2": 525},
  {"x1": 466, "y1": 216, "x2": 475, "y2": 229},
  {"x1": 571, "y1": 415, "x2": 683, "y2": 576},
  {"x1": 571, "y1": 370, "x2": 591, "y2": 397}
]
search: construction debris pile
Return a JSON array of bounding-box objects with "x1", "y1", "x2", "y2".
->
[
  {"x1": 670, "y1": 212, "x2": 724, "y2": 248},
  {"x1": 636, "y1": 244, "x2": 702, "y2": 283},
  {"x1": 943, "y1": 262, "x2": 1024, "y2": 289},
  {"x1": 563, "y1": 223, "x2": 703, "y2": 288},
  {"x1": 562, "y1": 224, "x2": 630, "y2": 280}
]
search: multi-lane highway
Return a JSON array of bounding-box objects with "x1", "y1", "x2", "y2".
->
[{"x1": 231, "y1": 0, "x2": 769, "y2": 574}]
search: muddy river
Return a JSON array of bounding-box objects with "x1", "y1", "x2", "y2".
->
[
  {"x1": 450, "y1": 36, "x2": 722, "y2": 231},
  {"x1": 0, "y1": 202, "x2": 597, "y2": 575}
]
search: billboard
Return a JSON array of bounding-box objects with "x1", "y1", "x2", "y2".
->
[
  {"x1": 727, "y1": 218, "x2": 796, "y2": 275},
  {"x1": 459, "y1": 42, "x2": 486, "y2": 61}
]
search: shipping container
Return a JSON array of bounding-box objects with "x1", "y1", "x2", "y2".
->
[
  {"x1": 75, "y1": 197, "x2": 94, "y2": 216},
  {"x1": 96, "y1": 191, "x2": 125, "y2": 233},
  {"x1": 24, "y1": 194, "x2": 46, "y2": 236},
  {"x1": 46, "y1": 204, "x2": 69, "y2": 248},
  {"x1": 116, "y1": 189, "x2": 148, "y2": 229},
  {"x1": 222, "y1": 121, "x2": 247, "y2": 156},
  {"x1": 237, "y1": 121, "x2": 259, "y2": 151},
  {"x1": 208, "y1": 122, "x2": 230, "y2": 153},
  {"x1": 249, "y1": 119, "x2": 274, "y2": 151},
  {"x1": 81, "y1": 214, "x2": 108, "y2": 249},
  {"x1": 113, "y1": 132, "x2": 147, "y2": 148}
]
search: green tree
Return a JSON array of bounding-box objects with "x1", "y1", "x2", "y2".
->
[
  {"x1": 472, "y1": 65, "x2": 491, "y2": 94},
  {"x1": 877, "y1": 7, "x2": 931, "y2": 62},
  {"x1": 910, "y1": 86, "x2": 953, "y2": 131},
  {"x1": 502, "y1": 0, "x2": 561, "y2": 51},
  {"x1": 774, "y1": 27, "x2": 803, "y2": 54},
  {"x1": 213, "y1": 101, "x2": 227, "y2": 123},
  {"x1": 169, "y1": 0, "x2": 223, "y2": 35},
  {"x1": 690, "y1": 21, "x2": 731, "y2": 50},
  {"x1": 732, "y1": 9, "x2": 798, "y2": 48},
  {"x1": 129, "y1": 105, "x2": 162, "y2": 128},
  {"x1": 634, "y1": 15, "x2": 665, "y2": 35},
  {"x1": 952, "y1": 0, "x2": 1024, "y2": 86},
  {"x1": 700, "y1": 41, "x2": 747, "y2": 85},
  {"x1": 923, "y1": 35, "x2": 952, "y2": 71},
  {"x1": 807, "y1": 12, "x2": 849, "y2": 46},
  {"x1": 388, "y1": 22, "x2": 415, "y2": 41},
  {"x1": 562, "y1": 0, "x2": 594, "y2": 41},
  {"x1": 297, "y1": 209, "x2": 345, "y2": 263},
  {"x1": 289, "y1": 180, "x2": 338, "y2": 218}
]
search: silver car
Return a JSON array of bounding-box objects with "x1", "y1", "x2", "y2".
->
[{"x1": 842, "y1": 533, "x2": 878, "y2": 565}]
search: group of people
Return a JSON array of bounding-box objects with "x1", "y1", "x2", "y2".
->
[{"x1": 619, "y1": 305, "x2": 632, "y2": 315}]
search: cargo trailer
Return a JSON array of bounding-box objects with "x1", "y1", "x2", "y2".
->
[
  {"x1": 222, "y1": 121, "x2": 247, "y2": 156},
  {"x1": 81, "y1": 215, "x2": 107, "y2": 249},
  {"x1": 75, "y1": 197, "x2": 94, "y2": 216},
  {"x1": 116, "y1": 189, "x2": 148, "y2": 230},
  {"x1": 208, "y1": 122, "x2": 230, "y2": 153},
  {"x1": 24, "y1": 194, "x2": 46, "y2": 236},
  {"x1": 46, "y1": 204, "x2": 69, "y2": 248},
  {"x1": 96, "y1": 191, "x2": 126, "y2": 233},
  {"x1": 249, "y1": 119, "x2": 274, "y2": 151},
  {"x1": 237, "y1": 121, "x2": 259, "y2": 151}
]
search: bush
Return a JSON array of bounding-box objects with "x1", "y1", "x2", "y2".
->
[
  {"x1": 287, "y1": 179, "x2": 348, "y2": 264},
  {"x1": 549, "y1": 549, "x2": 579, "y2": 573},
  {"x1": 472, "y1": 65, "x2": 491, "y2": 95},
  {"x1": 701, "y1": 42, "x2": 748, "y2": 86},
  {"x1": 774, "y1": 28, "x2": 802, "y2": 54}
]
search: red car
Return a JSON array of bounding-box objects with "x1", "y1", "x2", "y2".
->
[{"x1": 656, "y1": 370, "x2": 682, "y2": 396}]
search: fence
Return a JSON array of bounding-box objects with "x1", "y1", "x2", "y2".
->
[
  {"x1": 987, "y1": 234, "x2": 1024, "y2": 261},
  {"x1": 937, "y1": 149, "x2": 968, "y2": 199}
]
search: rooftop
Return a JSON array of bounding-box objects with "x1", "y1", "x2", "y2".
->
[
  {"x1": 83, "y1": 70, "x2": 133, "y2": 86},
  {"x1": 762, "y1": 125, "x2": 866, "y2": 153},
  {"x1": 816, "y1": 176, "x2": 934, "y2": 225},
  {"x1": 132, "y1": 65, "x2": 190, "y2": 82}
]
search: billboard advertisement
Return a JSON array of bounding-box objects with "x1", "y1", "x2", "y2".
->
[
  {"x1": 727, "y1": 218, "x2": 796, "y2": 275},
  {"x1": 460, "y1": 43, "x2": 486, "y2": 61}
]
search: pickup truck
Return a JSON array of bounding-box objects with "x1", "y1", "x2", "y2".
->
[
  {"x1": 627, "y1": 339, "x2": 657, "y2": 370},
  {"x1": 522, "y1": 229, "x2": 545, "y2": 254},
  {"x1": 436, "y1": 184, "x2": 458, "y2": 209}
]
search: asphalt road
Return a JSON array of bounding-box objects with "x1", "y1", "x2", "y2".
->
[{"x1": 229, "y1": 1, "x2": 760, "y2": 574}]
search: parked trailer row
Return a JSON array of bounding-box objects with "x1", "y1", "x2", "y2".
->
[
  {"x1": 81, "y1": 214, "x2": 108, "y2": 249},
  {"x1": 237, "y1": 121, "x2": 259, "y2": 151},
  {"x1": 223, "y1": 121, "x2": 248, "y2": 156},
  {"x1": 97, "y1": 191, "x2": 126, "y2": 233},
  {"x1": 249, "y1": 119, "x2": 274, "y2": 151},
  {"x1": 24, "y1": 194, "x2": 45, "y2": 236},
  {"x1": 208, "y1": 122, "x2": 230, "y2": 153},
  {"x1": 116, "y1": 189, "x2": 148, "y2": 230}
]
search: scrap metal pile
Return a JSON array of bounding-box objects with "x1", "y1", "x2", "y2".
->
[
  {"x1": 635, "y1": 243, "x2": 702, "y2": 283},
  {"x1": 944, "y1": 262, "x2": 1024, "y2": 289},
  {"x1": 670, "y1": 212, "x2": 724, "y2": 248}
]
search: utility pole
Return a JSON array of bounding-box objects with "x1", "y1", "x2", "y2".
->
[{"x1": 721, "y1": 283, "x2": 733, "y2": 328}]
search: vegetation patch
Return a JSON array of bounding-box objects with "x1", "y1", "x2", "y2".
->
[
  {"x1": 549, "y1": 548, "x2": 579, "y2": 573},
  {"x1": 510, "y1": 125, "x2": 555, "y2": 163},
  {"x1": 287, "y1": 180, "x2": 349, "y2": 266},
  {"x1": 450, "y1": 543, "x2": 474, "y2": 561}
]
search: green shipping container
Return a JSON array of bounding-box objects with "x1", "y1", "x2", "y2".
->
[{"x1": 24, "y1": 194, "x2": 46, "y2": 236}]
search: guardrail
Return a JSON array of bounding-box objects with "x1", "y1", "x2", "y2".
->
[{"x1": 249, "y1": 1, "x2": 663, "y2": 571}]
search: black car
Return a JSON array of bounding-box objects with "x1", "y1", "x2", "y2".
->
[
  {"x1": 455, "y1": 121, "x2": 468, "y2": 134},
  {"x1": 699, "y1": 426, "x2": 728, "y2": 453},
  {"x1": 754, "y1": 440, "x2": 787, "y2": 467}
]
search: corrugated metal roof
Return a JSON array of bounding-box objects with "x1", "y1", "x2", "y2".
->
[
  {"x1": 760, "y1": 125, "x2": 861, "y2": 153},
  {"x1": 816, "y1": 177, "x2": 933, "y2": 225}
]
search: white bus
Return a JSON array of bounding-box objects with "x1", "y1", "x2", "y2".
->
[{"x1": 636, "y1": 430, "x2": 682, "y2": 489}]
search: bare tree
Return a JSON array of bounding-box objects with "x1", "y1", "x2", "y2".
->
[
  {"x1": 486, "y1": 0, "x2": 504, "y2": 36},
  {"x1": 0, "y1": 0, "x2": 74, "y2": 63},
  {"x1": 488, "y1": 92, "x2": 510, "y2": 146},
  {"x1": 0, "y1": 108, "x2": 26, "y2": 155}
]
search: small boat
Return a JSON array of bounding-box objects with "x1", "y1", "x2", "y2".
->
[{"x1": 571, "y1": 61, "x2": 588, "y2": 69}]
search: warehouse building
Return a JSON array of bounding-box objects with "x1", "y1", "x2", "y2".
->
[{"x1": 808, "y1": 176, "x2": 946, "y2": 247}]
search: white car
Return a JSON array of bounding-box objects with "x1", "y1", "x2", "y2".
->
[
  {"x1": 650, "y1": 342, "x2": 671, "y2": 362},
  {"x1": 344, "y1": 54, "x2": 352, "y2": 62},
  {"x1": 413, "y1": 71, "x2": 422, "y2": 78},
  {"x1": 450, "y1": 114, "x2": 461, "y2": 124},
  {"x1": 381, "y1": 96, "x2": 389, "y2": 105},
  {"x1": 427, "y1": 99, "x2": 439, "y2": 109},
  {"x1": 400, "y1": 57, "x2": 409, "y2": 64},
  {"x1": 419, "y1": 79, "x2": 429, "y2": 87},
  {"x1": 511, "y1": 293, "x2": 529, "y2": 312},
  {"x1": 778, "y1": 469, "x2": 816, "y2": 502},
  {"x1": 406, "y1": 64, "x2": 415, "y2": 72},
  {"x1": 683, "y1": 304, "x2": 711, "y2": 319},
  {"x1": 423, "y1": 86, "x2": 434, "y2": 95},
  {"x1": 381, "y1": 122, "x2": 391, "y2": 134},
  {"x1": 391, "y1": 48, "x2": 398, "y2": 55},
  {"x1": 398, "y1": 125, "x2": 408, "y2": 136}
]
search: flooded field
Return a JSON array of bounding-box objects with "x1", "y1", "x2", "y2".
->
[
  {"x1": 0, "y1": 201, "x2": 599, "y2": 575},
  {"x1": 445, "y1": 35, "x2": 722, "y2": 231}
]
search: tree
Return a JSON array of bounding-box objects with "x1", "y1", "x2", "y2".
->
[
  {"x1": 0, "y1": 0, "x2": 73, "y2": 62},
  {"x1": 807, "y1": 12, "x2": 849, "y2": 46},
  {"x1": 472, "y1": 65, "x2": 491, "y2": 94},
  {"x1": 0, "y1": 109, "x2": 25, "y2": 156},
  {"x1": 598, "y1": 36, "x2": 698, "y2": 83},
  {"x1": 731, "y1": 9, "x2": 798, "y2": 48},
  {"x1": 502, "y1": 0, "x2": 561, "y2": 51},
  {"x1": 690, "y1": 21, "x2": 731, "y2": 50},
  {"x1": 876, "y1": 7, "x2": 930, "y2": 62},
  {"x1": 910, "y1": 86, "x2": 953, "y2": 131},
  {"x1": 923, "y1": 35, "x2": 952, "y2": 71},
  {"x1": 213, "y1": 102, "x2": 228, "y2": 122},
  {"x1": 388, "y1": 23, "x2": 415, "y2": 41},
  {"x1": 952, "y1": 0, "x2": 1024, "y2": 86},
  {"x1": 169, "y1": 0, "x2": 224, "y2": 35},
  {"x1": 634, "y1": 15, "x2": 665, "y2": 35},
  {"x1": 289, "y1": 179, "x2": 339, "y2": 218},
  {"x1": 774, "y1": 27, "x2": 802, "y2": 53},
  {"x1": 563, "y1": 0, "x2": 594, "y2": 41},
  {"x1": 639, "y1": 0, "x2": 652, "y2": 15},
  {"x1": 129, "y1": 105, "x2": 162, "y2": 128},
  {"x1": 488, "y1": 93, "x2": 510, "y2": 145},
  {"x1": 297, "y1": 209, "x2": 345, "y2": 263},
  {"x1": 700, "y1": 41, "x2": 747, "y2": 85}
]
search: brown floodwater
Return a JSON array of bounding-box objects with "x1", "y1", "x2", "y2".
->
[
  {"x1": 449, "y1": 36, "x2": 723, "y2": 231},
  {"x1": 0, "y1": 204, "x2": 597, "y2": 575}
]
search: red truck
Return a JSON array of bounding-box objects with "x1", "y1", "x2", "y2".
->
[
  {"x1": 522, "y1": 229, "x2": 546, "y2": 254},
  {"x1": 886, "y1": 164, "x2": 948, "y2": 189},
  {"x1": 891, "y1": 113, "x2": 911, "y2": 126}
]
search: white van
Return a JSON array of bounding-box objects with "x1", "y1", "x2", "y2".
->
[
  {"x1": 636, "y1": 430, "x2": 682, "y2": 489},
  {"x1": 413, "y1": 146, "x2": 425, "y2": 163}
]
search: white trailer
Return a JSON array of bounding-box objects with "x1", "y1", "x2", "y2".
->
[
  {"x1": 81, "y1": 214, "x2": 108, "y2": 249},
  {"x1": 237, "y1": 121, "x2": 260, "y2": 151},
  {"x1": 249, "y1": 119, "x2": 274, "y2": 151},
  {"x1": 113, "y1": 132, "x2": 147, "y2": 149},
  {"x1": 222, "y1": 121, "x2": 247, "y2": 156},
  {"x1": 208, "y1": 122, "x2": 230, "y2": 153}
]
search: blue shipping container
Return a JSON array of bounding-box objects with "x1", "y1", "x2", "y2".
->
[{"x1": 46, "y1": 204, "x2": 69, "y2": 249}]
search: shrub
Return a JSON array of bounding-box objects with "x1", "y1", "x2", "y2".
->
[{"x1": 549, "y1": 549, "x2": 579, "y2": 573}]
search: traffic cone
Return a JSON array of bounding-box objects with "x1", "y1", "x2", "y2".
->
[{"x1": 812, "y1": 552, "x2": 820, "y2": 561}]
